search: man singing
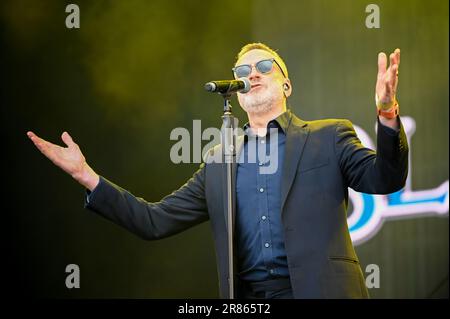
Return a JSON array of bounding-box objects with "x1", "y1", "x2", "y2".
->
[{"x1": 27, "y1": 43, "x2": 408, "y2": 298}]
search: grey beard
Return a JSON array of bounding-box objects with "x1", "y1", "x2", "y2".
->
[
  {"x1": 243, "y1": 101, "x2": 272, "y2": 114},
  {"x1": 241, "y1": 92, "x2": 277, "y2": 115}
]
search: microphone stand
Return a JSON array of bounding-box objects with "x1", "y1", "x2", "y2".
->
[{"x1": 220, "y1": 93, "x2": 236, "y2": 299}]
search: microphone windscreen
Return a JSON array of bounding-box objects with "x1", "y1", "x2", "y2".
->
[
  {"x1": 239, "y1": 77, "x2": 251, "y2": 93},
  {"x1": 204, "y1": 82, "x2": 216, "y2": 92}
]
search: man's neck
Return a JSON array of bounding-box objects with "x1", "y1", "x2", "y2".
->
[{"x1": 247, "y1": 105, "x2": 286, "y2": 136}]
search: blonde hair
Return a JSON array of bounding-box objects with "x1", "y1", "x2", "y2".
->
[{"x1": 236, "y1": 42, "x2": 289, "y2": 78}]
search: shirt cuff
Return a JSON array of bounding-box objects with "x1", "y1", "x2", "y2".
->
[{"x1": 85, "y1": 176, "x2": 102, "y2": 204}]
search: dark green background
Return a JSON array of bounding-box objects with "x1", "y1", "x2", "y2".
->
[{"x1": 2, "y1": 0, "x2": 448, "y2": 298}]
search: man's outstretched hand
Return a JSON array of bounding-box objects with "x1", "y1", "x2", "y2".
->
[
  {"x1": 376, "y1": 48, "x2": 400, "y2": 110},
  {"x1": 27, "y1": 131, "x2": 99, "y2": 191},
  {"x1": 376, "y1": 48, "x2": 400, "y2": 129}
]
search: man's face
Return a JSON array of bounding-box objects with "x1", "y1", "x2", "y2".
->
[{"x1": 235, "y1": 49, "x2": 286, "y2": 115}]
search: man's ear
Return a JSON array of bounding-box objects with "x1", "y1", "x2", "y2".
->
[{"x1": 283, "y1": 79, "x2": 292, "y2": 98}]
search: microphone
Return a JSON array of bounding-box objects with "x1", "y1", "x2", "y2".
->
[{"x1": 204, "y1": 78, "x2": 251, "y2": 94}]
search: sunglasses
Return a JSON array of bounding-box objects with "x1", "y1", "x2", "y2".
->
[{"x1": 232, "y1": 58, "x2": 287, "y2": 79}]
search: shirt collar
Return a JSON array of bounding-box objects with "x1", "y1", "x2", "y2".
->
[{"x1": 243, "y1": 109, "x2": 292, "y2": 135}]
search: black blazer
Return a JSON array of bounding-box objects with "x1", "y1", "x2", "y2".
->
[{"x1": 86, "y1": 111, "x2": 409, "y2": 298}]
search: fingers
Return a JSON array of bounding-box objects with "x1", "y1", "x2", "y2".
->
[
  {"x1": 390, "y1": 64, "x2": 398, "y2": 83},
  {"x1": 61, "y1": 131, "x2": 76, "y2": 147},
  {"x1": 389, "y1": 49, "x2": 400, "y2": 92},
  {"x1": 394, "y1": 48, "x2": 400, "y2": 65},
  {"x1": 389, "y1": 49, "x2": 401, "y2": 65},
  {"x1": 379, "y1": 49, "x2": 400, "y2": 85},
  {"x1": 391, "y1": 64, "x2": 399, "y2": 95},
  {"x1": 376, "y1": 49, "x2": 400, "y2": 106},
  {"x1": 389, "y1": 48, "x2": 400, "y2": 73},
  {"x1": 27, "y1": 131, "x2": 54, "y2": 156},
  {"x1": 27, "y1": 131, "x2": 47, "y2": 148},
  {"x1": 378, "y1": 49, "x2": 400, "y2": 77},
  {"x1": 377, "y1": 52, "x2": 387, "y2": 78},
  {"x1": 389, "y1": 52, "x2": 396, "y2": 69},
  {"x1": 393, "y1": 49, "x2": 400, "y2": 87}
]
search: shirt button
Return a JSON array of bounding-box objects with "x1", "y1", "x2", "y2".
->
[
  {"x1": 264, "y1": 243, "x2": 270, "y2": 248},
  {"x1": 261, "y1": 139, "x2": 265, "y2": 144},
  {"x1": 261, "y1": 215, "x2": 267, "y2": 221},
  {"x1": 259, "y1": 188, "x2": 264, "y2": 193}
]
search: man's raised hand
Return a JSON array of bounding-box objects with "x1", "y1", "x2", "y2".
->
[{"x1": 376, "y1": 48, "x2": 400, "y2": 110}]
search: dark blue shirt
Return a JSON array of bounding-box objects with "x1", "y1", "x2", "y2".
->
[{"x1": 236, "y1": 110, "x2": 292, "y2": 282}]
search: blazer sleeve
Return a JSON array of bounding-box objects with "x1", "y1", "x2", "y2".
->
[
  {"x1": 334, "y1": 117, "x2": 409, "y2": 194},
  {"x1": 85, "y1": 163, "x2": 209, "y2": 240}
]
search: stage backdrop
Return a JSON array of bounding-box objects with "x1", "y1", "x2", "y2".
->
[{"x1": 2, "y1": 0, "x2": 448, "y2": 298}]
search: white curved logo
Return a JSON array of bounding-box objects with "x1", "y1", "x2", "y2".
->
[{"x1": 349, "y1": 117, "x2": 449, "y2": 245}]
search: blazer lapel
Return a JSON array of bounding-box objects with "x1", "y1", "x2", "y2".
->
[{"x1": 280, "y1": 116, "x2": 310, "y2": 213}]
